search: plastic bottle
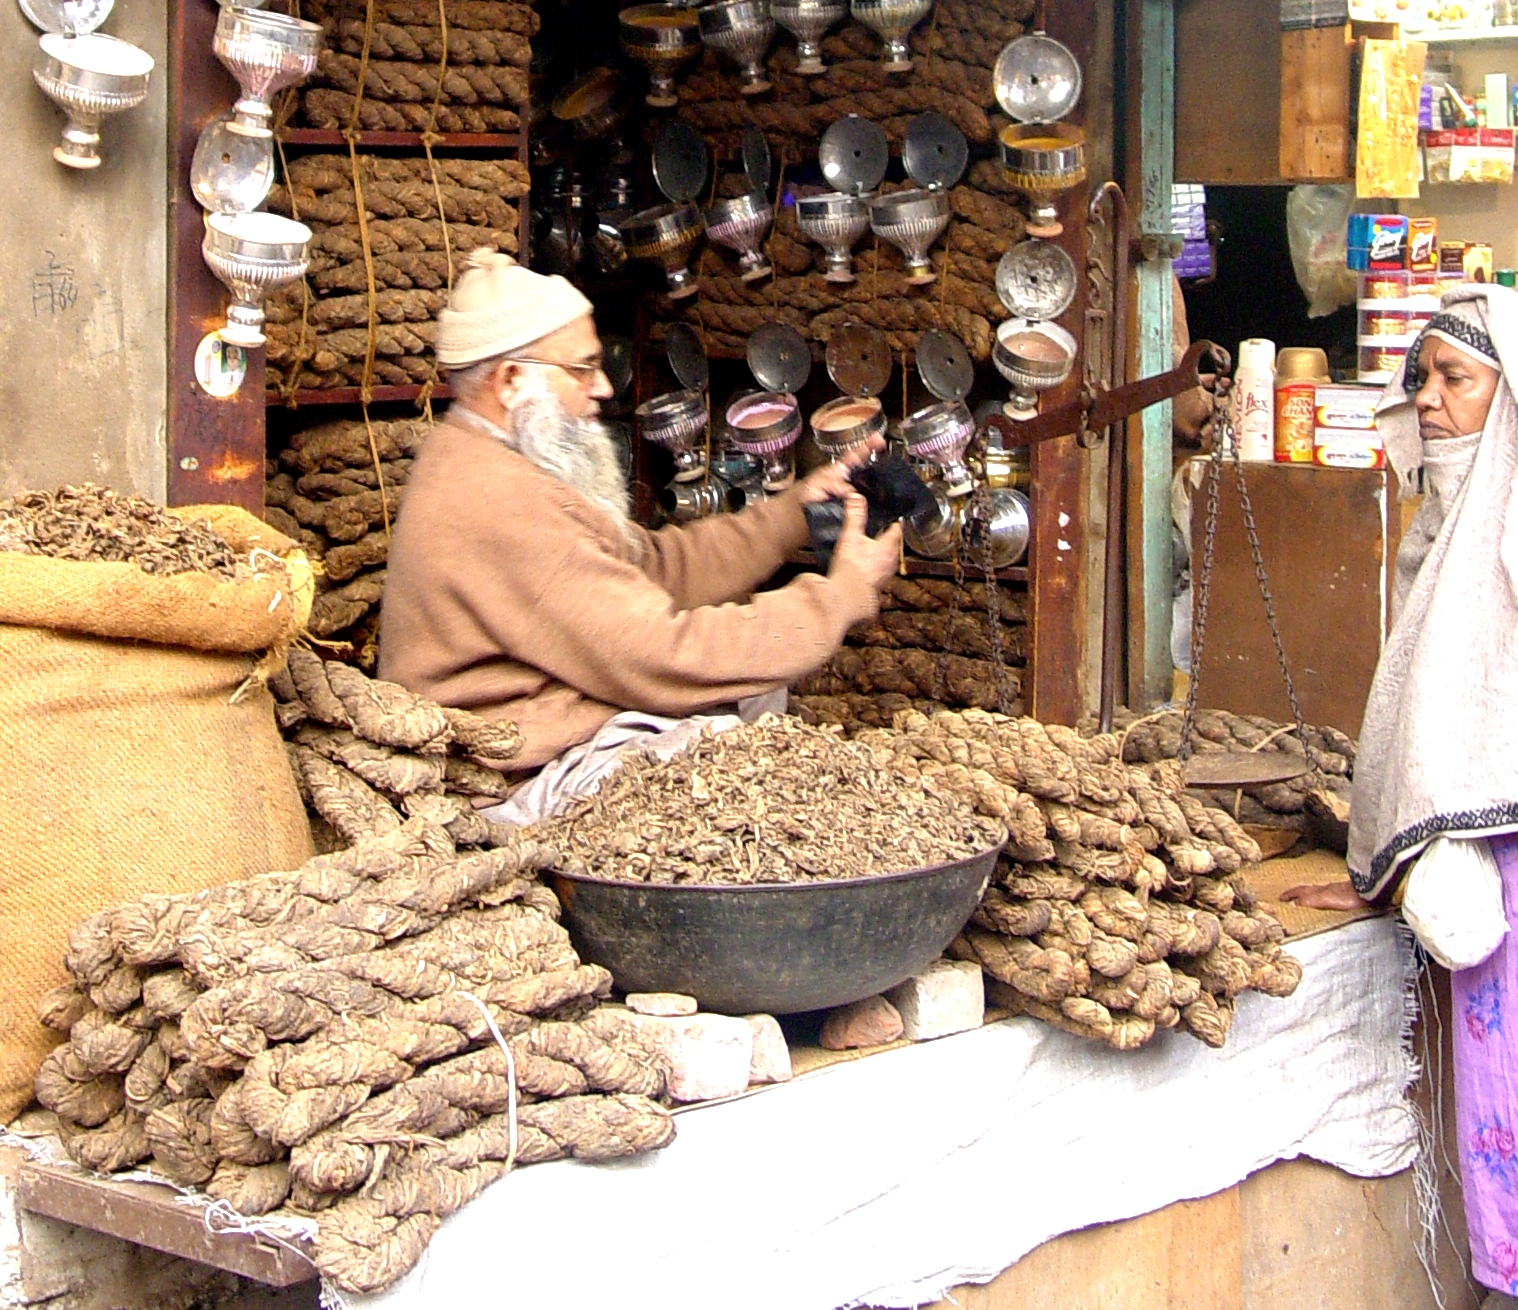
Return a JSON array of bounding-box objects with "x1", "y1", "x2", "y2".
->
[{"x1": 1234, "y1": 339, "x2": 1277, "y2": 462}]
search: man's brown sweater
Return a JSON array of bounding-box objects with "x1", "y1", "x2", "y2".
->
[{"x1": 378, "y1": 418, "x2": 881, "y2": 769}]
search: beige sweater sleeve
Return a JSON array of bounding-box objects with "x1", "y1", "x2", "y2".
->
[
  {"x1": 633, "y1": 488, "x2": 811, "y2": 610},
  {"x1": 482, "y1": 498, "x2": 878, "y2": 716}
]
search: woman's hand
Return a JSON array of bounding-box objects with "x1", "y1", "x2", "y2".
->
[
  {"x1": 796, "y1": 434, "x2": 886, "y2": 506},
  {"x1": 1278, "y1": 880, "x2": 1371, "y2": 911}
]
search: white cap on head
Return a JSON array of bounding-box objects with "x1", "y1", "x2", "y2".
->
[{"x1": 435, "y1": 248, "x2": 594, "y2": 368}]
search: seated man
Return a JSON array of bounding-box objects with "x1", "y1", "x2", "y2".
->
[{"x1": 379, "y1": 249, "x2": 900, "y2": 783}]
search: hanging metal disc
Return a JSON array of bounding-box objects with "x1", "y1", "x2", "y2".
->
[
  {"x1": 602, "y1": 335, "x2": 635, "y2": 400},
  {"x1": 747, "y1": 323, "x2": 812, "y2": 393},
  {"x1": 903, "y1": 112, "x2": 968, "y2": 192},
  {"x1": 825, "y1": 323, "x2": 892, "y2": 397},
  {"x1": 652, "y1": 118, "x2": 710, "y2": 204},
  {"x1": 995, "y1": 240, "x2": 1078, "y2": 321},
  {"x1": 665, "y1": 322, "x2": 709, "y2": 392},
  {"x1": 819, "y1": 116, "x2": 889, "y2": 197},
  {"x1": 916, "y1": 329, "x2": 974, "y2": 402},
  {"x1": 18, "y1": 0, "x2": 114, "y2": 33},
  {"x1": 1184, "y1": 753, "x2": 1311, "y2": 788},
  {"x1": 742, "y1": 125, "x2": 773, "y2": 196},
  {"x1": 992, "y1": 34, "x2": 1083, "y2": 124}
]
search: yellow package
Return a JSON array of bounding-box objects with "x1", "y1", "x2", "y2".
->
[{"x1": 1357, "y1": 39, "x2": 1428, "y2": 199}]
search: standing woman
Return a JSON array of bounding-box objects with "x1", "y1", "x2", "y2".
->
[{"x1": 1283, "y1": 286, "x2": 1518, "y2": 1309}]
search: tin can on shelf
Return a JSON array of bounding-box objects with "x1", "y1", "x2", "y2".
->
[
  {"x1": 1274, "y1": 347, "x2": 1328, "y2": 464},
  {"x1": 1359, "y1": 308, "x2": 1410, "y2": 337},
  {"x1": 1360, "y1": 271, "x2": 1409, "y2": 299}
]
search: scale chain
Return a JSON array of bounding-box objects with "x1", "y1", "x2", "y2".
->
[{"x1": 1179, "y1": 378, "x2": 1313, "y2": 767}]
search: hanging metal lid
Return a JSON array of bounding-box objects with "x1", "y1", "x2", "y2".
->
[
  {"x1": 652, "y1": 118, "x2": 710, "y2": 204},
  {"x1": 903, "y1": 112, "x2": 968, "y2": 192},
  {"x1": 665, "y1": 322, "x2": 709, "y2": 392},
  {"x1": 19, "y1": 0, "x2": 115, "y2": 35},
  {"x1": 819, "y1": 116, "x2": 889, "y2": 197},
  {"x1": 916, "y1": 329, "x2": 974, "y2": 401},
  {"x1": 742, "y1": 125, "x2": 773, "y2": 196},
  {"x1": 825, "y1": 323, "x2": 892, "y2": 398},
  {"x1": 602, "y1": 334, "x2": 635, "y2": 400},
  {"x1": 992, "y1": 34, "x2": 1083, "y2": 124},
  {"x1": 995, "y1": 239, "x2": 1078, "y2": 321},
  {"x1": 747, "y1": 323, "x2": 812, "y2": 393}
]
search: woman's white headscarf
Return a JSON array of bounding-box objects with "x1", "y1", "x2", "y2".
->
[{"x1": 1348, "y1": 284, "x2": 1518, "y2": 902}]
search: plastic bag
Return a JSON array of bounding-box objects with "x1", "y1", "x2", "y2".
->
[
  {"x1": 1401, "y1": 835, "x2": 1509, "y2": 971},
  {"x1": 1286, "y1": 185, "x2": 1359, "y2": 318}
]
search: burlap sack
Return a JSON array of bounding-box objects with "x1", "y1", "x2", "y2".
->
[{"x1": 0, "y1": 505, "x2": 316, "y2": 1121}]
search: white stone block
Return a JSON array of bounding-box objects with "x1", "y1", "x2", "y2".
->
[
  {"x1": 625, "y1": 992, "x2": 698, "y2": 1017},
  {"x1": 743, "y1": 1014, "x2": 792, "y2": 1085},
  {"x1": 886, "y1": 959, "x2": 985, "y2": 1042},
  {"x1": 654, "y1": 1014, "x2": 754, "y2": 1103}
]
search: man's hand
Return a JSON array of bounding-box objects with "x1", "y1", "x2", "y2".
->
[
  {"x1": 796, "y1": 434, "x2": 886, "y2": 506},
  {"x1": 1278, "y1": 880, "x2": 1371, "y2": 911},
  {"x1": 828, "y1": 490, "x2": 901, "y2": 592}
]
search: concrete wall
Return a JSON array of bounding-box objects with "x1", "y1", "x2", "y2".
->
[{"x1": 0, "y1": 0, "x2": 167, "y2": 500}]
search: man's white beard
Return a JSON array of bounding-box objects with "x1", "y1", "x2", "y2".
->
[{"x1": 506, "y1": 385, "x2": 636, "y2": 546}]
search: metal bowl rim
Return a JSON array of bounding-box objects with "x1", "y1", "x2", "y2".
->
[{"x1": 549, "y1": 836, "x2": 1006, "y2": 894}]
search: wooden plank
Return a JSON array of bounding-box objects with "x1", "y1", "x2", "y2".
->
[
  {"x1": 929, "y1": 1183, "x2": 1244, "y2": 1309},
  {"x1": 269, "y1": 383, "x2": 453, "y2": 408},
  {"x1": 1187, "y1": 463, "x2": 1393, "y2": 739},
  {"x1": 1123, "y1": 0, "x2": 1177, "y2": 711},
  {"x1": 1027, "y1": 0, "x2": 1095, "y2": 726},
  {"x1": 1280, "y1": 26, "x2": 1353, "y2": 180},
  {"x1": 279, "y1": 129, "x2": 522, "y2": 149},
  {"x1": 165, "y1": 0, "x2": 267, "y2": 512},
  {"x1": 1176, "y1": 0, "x2": 1284, "y2": 183},
  {"x1": 17, "y1": 1162, "x2": 316, "y2": 1288}
]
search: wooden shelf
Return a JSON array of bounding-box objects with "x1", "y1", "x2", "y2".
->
[
  {"x1": 1418, "y1": 23, "x2": 1518, "y2": 41},
  {"x1": 18, "y1": 1162, "x2": 315, "y2": 1289},
  {"x1": 278, "y1": 129, "x2": 523, "y2": 149},
  {"x1": 791, "y1": 546, "x2": 1028, "y2": 583},
  {"x1": 266, "y1": 383, "x2": 450, "y2": 407}
]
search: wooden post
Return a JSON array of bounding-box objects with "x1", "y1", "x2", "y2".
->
[
  {"x1": 1028, "y1": 0, "x2": 1096, "y2": 726},
  {"x1": 164, "y1": 0, "x2": 266, "y2": 511},
  {"x1": 1124, "y1": 0, "x2": 1176, "y2": 710}
]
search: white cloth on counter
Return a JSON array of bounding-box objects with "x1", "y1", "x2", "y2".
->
[{"x1": 336, "y1": 917, "x2": 1417, "y2": 1310}]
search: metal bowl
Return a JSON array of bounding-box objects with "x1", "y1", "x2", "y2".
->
[
  {"x1": 810, "y1": 394, "x2": 886, "y2": 458},
  {"x1": 796, "y1": 191, "x2": 870, "y2": 282},
  {"x1": 636, "y1": 388, "x2": 709, "y2": 481},
  {"x1": 997, "y1": 122, "x2": 1087, "y2": 237},
  {"x1": 32, "y1": 31, "x2": 153, "y2": 169},
  {"x1": 725, "y1": 390, "x2": 802, "y2": 487},
  {"x1": 963, "y1": 487, "x2": 1031, "y2": 568},
  {"x1": 619, "y1": 5, "x2": 702, "y2": 108},
  {"x1": 993, "y1": 318, "x2": 1076, "y2": 416},
  {"x1": 698, "y1": 0, "x2": 775, "y2": 96},
  {"x1": 622, "y1": 201, "x2": 705, "y2": 298},
  {"x1": 850, "y1": 0, "x2": 933, "y2": 71},
  {"x1": 704, "y1": 192, "x2": 774, "y2": 282},
  {"x1": 551, "y1": 66, "x2": 629, "y2": 140},
  {"x1": 549, "y1": 840, "x2": 1003, "y2": 1014},
  {"x1": 773, "y1": 0, "x2": 845, "y2": 74},
  {"x1": 901, "y1": 398, "x2": 974, "y2": 494},
  {"x1": 213, "y1": 6, "x2": 322, "y2": 139},
  {"x1": 869, "y1": 188, "x2": 950, "y2": 285}
]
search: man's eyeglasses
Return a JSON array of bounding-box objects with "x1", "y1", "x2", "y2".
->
[{"x1": 505, "y1": 354, "x2": 606, "y2": 382}]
